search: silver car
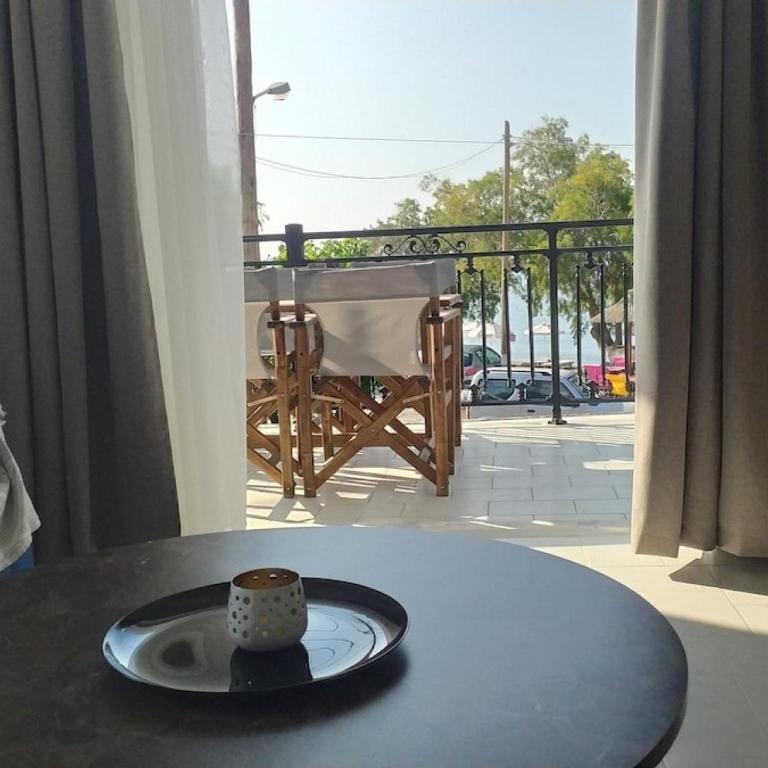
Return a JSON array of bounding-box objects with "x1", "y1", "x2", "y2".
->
[{"x1": 463, "y1": 367, "x2": 596, "y2": 416}]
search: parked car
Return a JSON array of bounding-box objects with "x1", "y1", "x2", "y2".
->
[
  {"x1": 462, "y1": 367, "x2": 598, "y2": 416},
  {"x1": 462, "y1": 345, "x2": 502, "y2": 383}
]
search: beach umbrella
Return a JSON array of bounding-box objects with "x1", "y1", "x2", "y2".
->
[
  {"x1": 525, "y1": 322, "x2": 564, "y2": 336},
  {"x1": 463, "y1": 320, "x2": 516, "y2": 340}
]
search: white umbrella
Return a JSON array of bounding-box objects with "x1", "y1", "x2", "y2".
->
[
  {"x1": 525, "y1": 322, "x2": 564, "y2": 336},
  {"x1": 463, "y1": 320, "x2": 501, "y2": 339}
]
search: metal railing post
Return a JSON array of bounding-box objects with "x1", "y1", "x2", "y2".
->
[
  {"x1": 526, "y1": 267, "x2": 535, "y2": 383},
  {"x1": 599, "y1": 261, "x2": 607, "y2": 386},
  {"x1": 623, "y1": 262, "x2": 631, "y2": 394},
  {"x1": 575, "y1": 265, "x2": 583, "y2": 385},
  {"x1": 285, "y1": 223, "x2": 305, "y2": 267},
  {"x1": 502, "y1": 265, "x2": 512, "y2": 386},
  {"x1": 547, "y1": 228, "x2": 565, "y2": 425},
  {"x1": 479, "y1": 269, "x2": 488, "y2": 384}
]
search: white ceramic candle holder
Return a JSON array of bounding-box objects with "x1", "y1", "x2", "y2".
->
[{"x1": 227, "y1": 568, "x2": 308, "y2": 652}]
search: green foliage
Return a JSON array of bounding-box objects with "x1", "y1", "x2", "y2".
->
[
  {"x1": 422, "y1": 172, "x2": 504, "y2": 320},
  {"x1": 510, "y1": 116, "x2": 589, "y2": 222},
  {"x1": 276, "y1": 237, "x2": 371, "y2": 263},
  {"x1": 375, "y1": 172, "x2": 504, "y2": 320},
  {"x1": 376, "y1": 198, "x2": 425, "y2": 229},
  {"x1": 377, "y1": 116, "x2": 634, "y2": 331},
  {"x1": 526, "y1": 147, "x2": 634, "y2": 343}
]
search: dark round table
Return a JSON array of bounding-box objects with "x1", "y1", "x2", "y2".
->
[{"x1": 0, "y1": 528, "x2": 686, "y2": 768}]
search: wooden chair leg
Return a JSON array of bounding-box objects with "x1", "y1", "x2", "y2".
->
[
  {"x1": 453, "y1": 308, "x2": 463, "y2": 447},
  {"x1": 424, "y1": 391, "x2": 433, "y2": 440},
  {"x1": 321, "y1": 402, "x2": 334, "y2": 460},
  {"x1": 294, "y1": 321, "x2": 317, "y2": 497},
  {"x1": 442, "y1": 319, "x2": 456, "y2": 474},
  {"x1": 246, "y1": 409, "x2": 283, "y2": 486},
  {"x1": 273, "y1": 323, "x2": 295, "y2": 498},
  {"x1": 420, "y1": 319, "x2": 434, "y2": 441},
  {"x1": 428, "y1": 318, "x2": 449, "y2": 496}
]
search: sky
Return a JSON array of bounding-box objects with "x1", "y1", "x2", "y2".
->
[{"x1": 248, "y1": 0, "x2": 636, "y2": 238}]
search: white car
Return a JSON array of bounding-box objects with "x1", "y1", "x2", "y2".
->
[{"x1": 462, "y1": 367, "x2": 599, "y2": 416}]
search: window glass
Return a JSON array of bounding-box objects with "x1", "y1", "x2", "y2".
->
[
  {"x1": 485, "y1": 348, "x2": 502, "y2": 365},
  {"x1": 523, "y1": 379, "x2": 579, "y2": 400},
  {"x1": 485, "y1": 379, "x2": 516, "y2": 399},
  {"x1": 565, "y1": 375, "x2": 590, "y2": 398},
  {"x1": 525, "y1": 380, "x2": 551, "y2": 400},
  {"x1": 462, "y1": 353, "x2": 473, "y2": 367}
]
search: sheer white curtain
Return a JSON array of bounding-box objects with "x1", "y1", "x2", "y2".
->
[{"x1": 115, "y1": 0, "x2": 246, "y2": 535}]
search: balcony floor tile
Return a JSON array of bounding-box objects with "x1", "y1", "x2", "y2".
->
[{"x1": 246, "y1": 412, "x2": 768, "y2": 767}]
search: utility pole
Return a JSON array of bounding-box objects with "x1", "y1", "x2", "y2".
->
[
  {"x1": 500, "y1": 120, "x2": 511, "y2": 362},
  {"x1": 234, "y1": 0, "x2": 260, "y2": 262}
]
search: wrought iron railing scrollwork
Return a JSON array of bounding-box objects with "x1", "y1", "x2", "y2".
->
[{"x1": 380, "y1": 234, "x2": 467, "y2": 258}]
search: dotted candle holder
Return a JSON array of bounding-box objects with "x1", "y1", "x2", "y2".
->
[{"x1": 226, "y1": 568, "x2": 308, "y2": 652}]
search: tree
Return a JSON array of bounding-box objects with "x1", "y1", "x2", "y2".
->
[
  {"x1": 510, "y1": 116, "x2": 589, "y2": 223},
  {"x1": 375, "y1": 172, "x2": 504, "y2": 320},
  {"x1": 276, "y1": 237, "x2": 371, "y2": 262},
  {"x1": 256, "y1": 201, "x2": 268, "y2": 230},
  {"x1": 375, "y1": 198, "x2": 425, "y2": 229},
  {"x1": 377, "y1": 117, "x2": 633, "y2": 334},
  {"x1": 529, "y1": 148, "x2": 634, "y2": 344},
  {"x1": 422, "y1": 172, "x2": 504, "y2": 320}
]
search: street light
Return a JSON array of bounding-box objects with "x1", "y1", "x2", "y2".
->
[
  {"x1": 246, "y1": 81, "x2": 290, "y2": 260},
  {"x1": 253, "y1": 81, "x2": 291, "y2": 103}
]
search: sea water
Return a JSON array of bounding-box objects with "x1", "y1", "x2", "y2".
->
[{"x1": 467, "y1": 294, "x2": 605, "y2": 366}]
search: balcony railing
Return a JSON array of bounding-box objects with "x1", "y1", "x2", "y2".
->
[{"x1": 244, "y1": 219, "x2": 634, "y2": 424}]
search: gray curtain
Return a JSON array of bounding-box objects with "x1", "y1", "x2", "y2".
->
[
  {"x1": 0, "y1": 0, "x2": 179, "y2": 562},
  {"x1": 633, "y1": 1, "x2": 768, "y2": 556}
]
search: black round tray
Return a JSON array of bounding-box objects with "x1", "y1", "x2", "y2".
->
[{"x1": 103, "y1": 577, "x2": 408, "y2": 693}]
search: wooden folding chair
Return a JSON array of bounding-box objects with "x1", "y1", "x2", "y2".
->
[{"x1": 291, "y1": 261, "x2": 462, "y2": 497}]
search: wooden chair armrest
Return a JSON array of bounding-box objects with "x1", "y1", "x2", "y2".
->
[
  {"x1": 285, "y1": 313, "x2": 319, "y2": 327},
  {"x1": 440, "y1": 293, "x2": 463, "y2": 308}
]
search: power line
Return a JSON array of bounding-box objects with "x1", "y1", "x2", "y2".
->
[
  {"x1": 256, "y1": 141, "x2": 501, "y2": 180},
  {"x1": 255, "y1": 131, "x2": 635, "y2": 149},
  {"x1": 257, "y1": 132, "x2": 494, "y2": 145}
]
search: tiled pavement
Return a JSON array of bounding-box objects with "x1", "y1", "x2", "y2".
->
[{"x1": 247, "y1": 413, "x2": 768, "y2": 768}]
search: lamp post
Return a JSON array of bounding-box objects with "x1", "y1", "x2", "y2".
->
[
  {"x1": 253, "y1": 81, "x2": 291, "y2": 102},
  {"x1": 242, "y1": 81, "x2": 290, "y2": 262}
]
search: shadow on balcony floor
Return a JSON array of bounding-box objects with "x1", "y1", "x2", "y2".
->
[
  {"x1": 247, "y1": 411, "x2": 768, "y2": 767},
  {"x1": 247, "y1": 412, "x2": 634, "y2": 543}
]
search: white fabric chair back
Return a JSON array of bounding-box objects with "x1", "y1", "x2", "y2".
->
[
  {"x1": 435, "y1": 258, "x2": 458, "y2": 293},
  {"x1": 244, "y1": 267, "x2": 293, "y2": 379},
  {"x1": 294, "y1": 261, "x2": 448, "y2": 303},
  {"x1": 346, "y1": 258, "x2": 457, "y2": 294},
  {"x1": 293, "y1": 262, "x2": 445, "y2": 377}
]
